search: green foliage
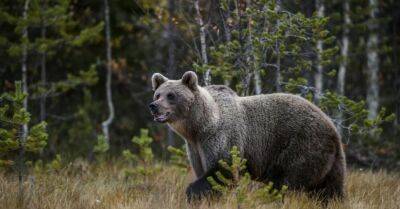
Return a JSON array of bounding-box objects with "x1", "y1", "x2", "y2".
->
[
  {"x1": 93, "y1": 135, "x2": 109, "y2": 154},
  {"x1": 31, "y1": 65, "x2": 99, "y2": 99},
  {"x1": 130, "y1": 129, "x2": 154, "y2": 164},
  {"x1": 207, "y1": 146, "x2": 287, "y2": 208},
  {"x1": 71, "y1": 22, "x2": 104, "y2": 47},
  {"x1": 0, "y1": 82, "x2": 48, "y2": 168},
  {"x1": 34, "y1": 154, "x2": 63, "y2": 173},
  {"x1": 167, "y1": 145, "x2": 188, "y2": 172},
  {"x1": 253, "y1": 182, "x2": 288, "y2": 204},
  {"x1": 319, "y1": 91, "x2": 395, "y2": 138},
  {"x1": 0, "y1": 0, "x2": 398, "y2": 170},
  {"x1": 46, "y1": 154, "x2": 62, "y2": 171},
  {"x1": 93, "y1": 134, "x2": 109, "y2": 162},
  {"x1": 204, "y1": 0, "x2": 337, "y2": 95},
  {"x1": 122, "y1": 129, "x2": 160, "y2": 183}
]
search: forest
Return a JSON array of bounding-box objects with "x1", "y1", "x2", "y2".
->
[{"x1": 0, "y1": 0, "x2": 400, "y2": 208}]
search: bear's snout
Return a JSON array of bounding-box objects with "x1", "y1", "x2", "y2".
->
[{"x1": 148, "y1": 102, "x2": 158, "y2": 113}]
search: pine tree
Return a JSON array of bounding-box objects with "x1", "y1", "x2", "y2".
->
[
  {"x1": 200, "y1": 0, "x2": 336, "y2": 96},
  {"x1": 122, "y1": 129, "x2": 160, "y2": 183},
  {"x1": 0, "y1": 81, "x2": 48, "y2": 202}
]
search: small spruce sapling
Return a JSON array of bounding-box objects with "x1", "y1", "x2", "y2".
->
[
  {"x1": 122, "y1": 129, "x2": 160, "y2": 183},
  {"x1": 207, "y1": 146, "x2": 287, "y2": 208},
  {"x1": 0, "y1": 82, "x2": 48, "y2": 166},
  {"x1": 0, "y1": 82, "x2": 48, "y2": 202},
  {"x1": 93, "y1": 134, "x2": 109, "y2": 162},
  {"x1": 34, "y1": 154, "x2": 62, "y2": 173},
  {"x1": 167, "y1": 145, "x2": 189, "y2": 172}
]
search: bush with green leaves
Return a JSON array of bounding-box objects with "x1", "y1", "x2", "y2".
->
[{"x1": 207, "y1": 146, "x2": 287, "y2": 208}]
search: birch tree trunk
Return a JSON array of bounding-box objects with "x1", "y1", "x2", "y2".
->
[
  {"x1": 194, "y1": 0, "x2": 210, "y2": 85},
  {"x1": 275, "y1": 0, "x2": 282, "y2": 92},
  {"x1": 253, "y1": 68, "x2": 262, "y2": 94},
  {"x1": 338, "y1": 0, "x2": 350, "y2": 97},
  {"x1": 337, "y1": 0, "x2": 350, "y2": 135},
  {"x1": 314, "y1": 0, "x2": 324, "y2": 102},
  {"x1": 101, "y1": 0, "x2": 115, "y2": 145},
  {"x1": 19, "y1": 0, "x2": 30, "y2": 203},
  {"x1": 366, "y1": 0, "x2": 379, "y2": 119},
  {"x1": 221, "y1": 3, "x2": 232, "y2": 86},
  {"x1": 245, "y1": 0, "x2": 261, "y2": 95}
]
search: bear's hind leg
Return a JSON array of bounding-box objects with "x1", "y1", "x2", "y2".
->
[
  {"x1": 308, "y1": 157, "x2": 345, "y2": 202},
  {"x1": 260, "y1": 164, "x2": 286, "y2": 190}
]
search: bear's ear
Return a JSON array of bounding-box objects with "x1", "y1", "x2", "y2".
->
[
  {"x1": 181, "y1": 71, "x2": 198, "y2": 90},
  {"x1": 151, "y1": 73, "x2": 168, "y2": 91}
]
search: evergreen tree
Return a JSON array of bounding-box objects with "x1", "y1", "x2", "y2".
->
[{"x1": 0, "y1": 82, "x2": 48, "y2": 201}]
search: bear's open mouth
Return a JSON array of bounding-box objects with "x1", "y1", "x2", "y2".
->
[{"x1": 153, "y1": 112, "x2": 170, "y2": 123}]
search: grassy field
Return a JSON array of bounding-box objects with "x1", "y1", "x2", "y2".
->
[{"x1": 1, "y1": 162, "x2": 400, "y2": 209}]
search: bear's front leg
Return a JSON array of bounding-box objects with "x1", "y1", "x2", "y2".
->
[
  {"x1": 186, "y1": 176, "x2": 214, "y2": 202},
  {"x1": 186, "y1": 165, "x2": 228, "y2": 202}
]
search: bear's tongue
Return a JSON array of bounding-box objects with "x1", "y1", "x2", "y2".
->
[{"x1": 154, "y1": 113, "x2": 168, "y2": 122}]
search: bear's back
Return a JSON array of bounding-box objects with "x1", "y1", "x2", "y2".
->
[
  {"x1": 238, "y1": 93, "x2": 338, "y2": 136},
  {"x1": 204, "y1": 85, "x2": 238, "y2": 98}
]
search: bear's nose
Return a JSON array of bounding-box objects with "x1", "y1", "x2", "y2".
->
[{"x1": 149, "y1": 102, "x2": 158, "y2": 113}]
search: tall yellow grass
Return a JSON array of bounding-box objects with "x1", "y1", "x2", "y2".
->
[{"x1": 1, "y1": 162, "x2": 399, "y2": 209}]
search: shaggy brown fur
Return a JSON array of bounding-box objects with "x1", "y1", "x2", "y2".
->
[{"x1": 149, "y1": 71, "x2": 346, "y2": 202}]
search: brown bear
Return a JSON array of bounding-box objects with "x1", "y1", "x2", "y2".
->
[{"x1": 149, "y1": 71, "x2": 346, "y2": 202}]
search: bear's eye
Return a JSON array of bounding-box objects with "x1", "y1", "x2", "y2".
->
[
  {"x1": 167, "y1": 93, "x2": 175, "y2": 100},
  {"x1": 155, "y1": 94, "x2": 160, "y2": 100}
]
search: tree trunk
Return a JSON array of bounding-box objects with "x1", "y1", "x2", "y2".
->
[
  {"x1": 167, "y1": 0, "x2": 176, "y2": 79},
  {"x1": 337, "y1": 0, "x2": 350, "y2": 135},
  {"x1": 245, "y1": 0, "x2": 261, "y2": 95},
  {"x1": 394, "y1": 8, "x2": 400, "y2": 127},
  {"x1": 221, "y1": 1, "x2": 232, "y2": 86},
  {"x1": 254, "y1": 69, "x2": 262, "y2": 94},
  {"x1": 101, "y1": 0, "x2": 115, "y2": 145},
  {"x1": 19, "y1": 0, "x2": 31, "y2": 203},
  {"x1": 166, "y1": 0, "x2": 176, "y2": 147},
  {"x1": 40, "y1": 0, "x2": 47, "y2": 122},
  {"x1": 366, "y1": 0, "x2": 379, "y2": 119},
  {"x1": 314, "y1": 0, "x2": 324, "y2": 102},
  {"x1": 194, "y1": 0, "x2": 210, "y2": 85},
  {"x1": 275, "y1": 0, "x2": 282, "y2": 92}
]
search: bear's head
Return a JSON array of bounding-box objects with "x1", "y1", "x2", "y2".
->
[{"x1": 149, "y1": 71, "x2": 198, "y2": 123}]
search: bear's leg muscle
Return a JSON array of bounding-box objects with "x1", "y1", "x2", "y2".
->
[
  {"x1": 186, "y1": 142, "x2": 205, "y2": 178},
  {"x1": 307, "y1": 155, "x2": 345, "y2": 202}
]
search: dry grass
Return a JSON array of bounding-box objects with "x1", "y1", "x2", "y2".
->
[{"x1": 1, "y1": 162, "x2": 400, "y2": 209}]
